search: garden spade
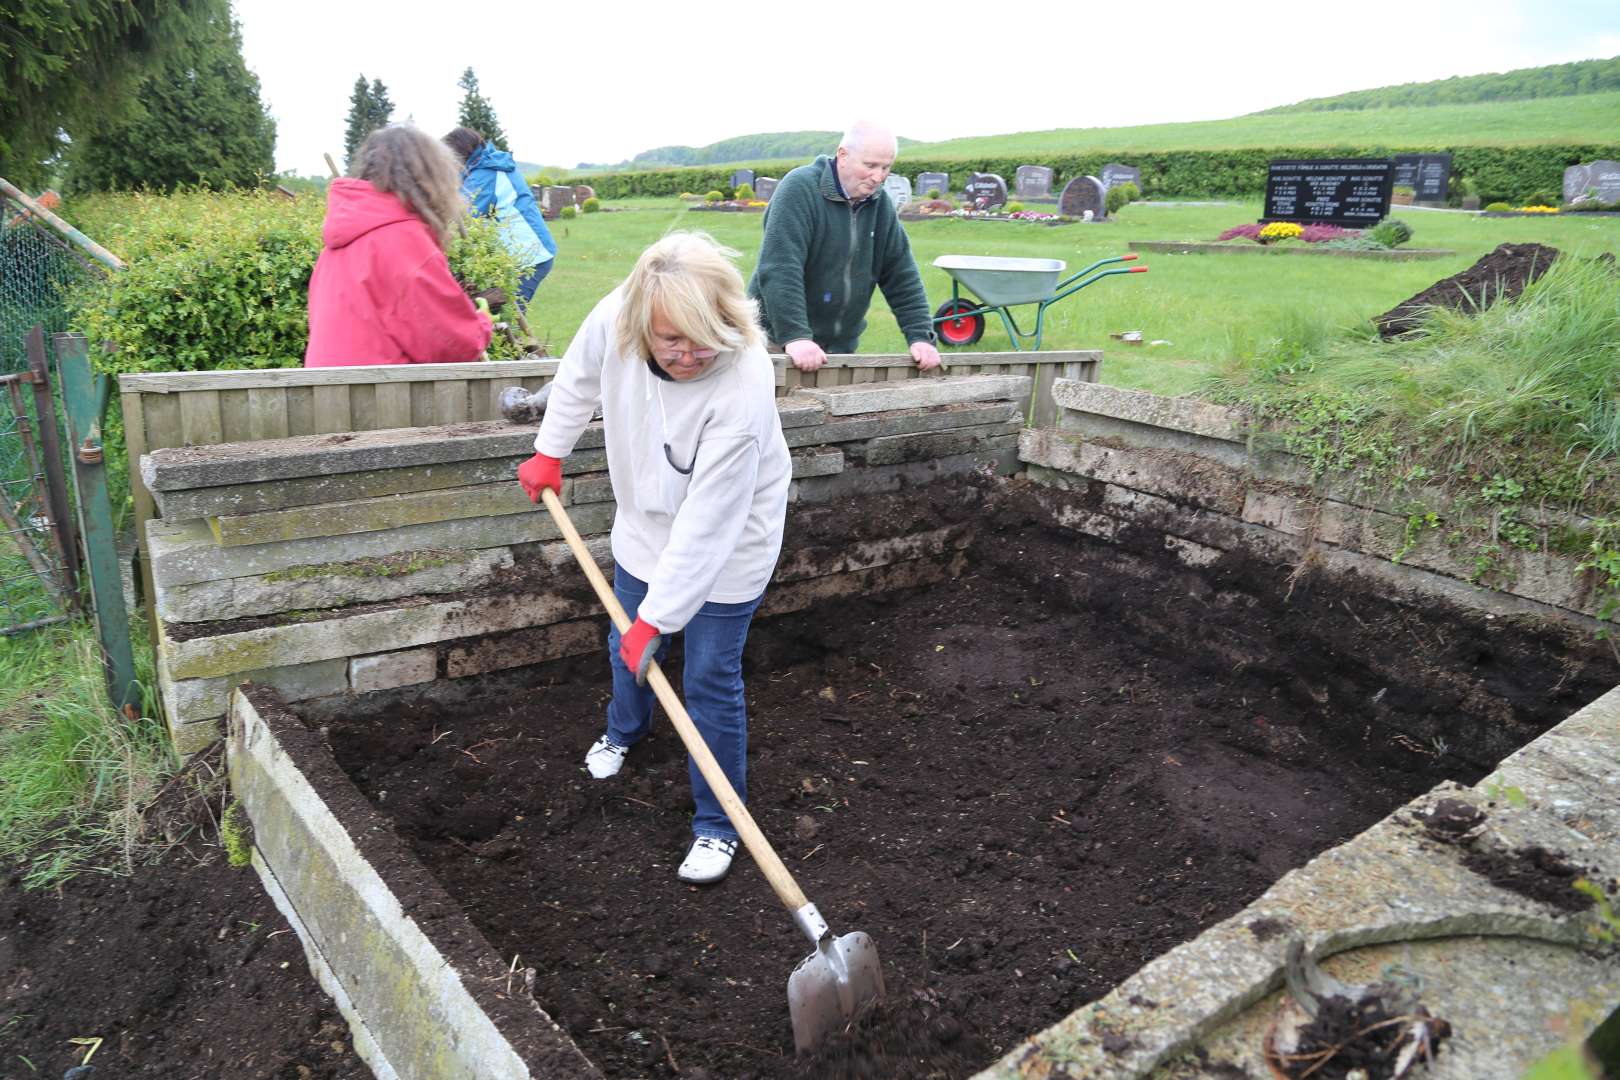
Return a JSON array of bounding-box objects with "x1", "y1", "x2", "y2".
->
[{"x1": 539, "y1": 488, "x2": 886, "y2": 1052}]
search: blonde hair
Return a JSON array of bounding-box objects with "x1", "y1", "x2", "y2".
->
[
  {"x1": 616, "y1": 232, "x2": 762, "y2": 360},
  {"x1": 350, "y1": 125, "x2": 466, "y2": 249}
]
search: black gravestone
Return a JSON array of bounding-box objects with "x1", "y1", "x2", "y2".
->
[
  {"x1": 1058, "y1": 175, "x2": 1107, "y2": 220},
  {"x1": 1564, "y1": 160, "x2": 1620, "y2": 205},
  {"x1": 1263, "y1": 159, "x2": 1394, "y2": 227},
  {"x1": 1393, "y1": 154, "x2": 1421, "y2": 189},
  {"x1": 1099, "y1": 163, "x2": 1141, "y2": 191},
  {"x1": 1014, "y1": 165, "x2": 1053, "y2": 200},
  {"x1": 1413, "y1": 154, "x2": 1451, "y2": 204},
  {"x1": 964, "y1": 173, "x2": 1007, "y2": 209},
  {"x1": 754, "y1": 177, "x2": 779, "y2": 202},
  {"x1": 916, "y1": 171, "x2": 949, "y2": 197},
  {"x1": 731, "y1": 168, "x2": 755, "y2": 191}
]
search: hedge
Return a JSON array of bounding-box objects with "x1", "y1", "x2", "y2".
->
[{"x1": 579, "y1": 144, "x2": 1619, "y2": 207}]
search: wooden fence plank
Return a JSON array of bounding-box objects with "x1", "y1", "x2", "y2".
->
[
  {"x1": 374, "y1": 382, "x2": 411, "y2": 428},
  {"x1": 349, "y1": 384, "x2": 378, "y2": 432},
  {"x1": 285, "y1": 386, "x2": 315, "y2": 436},
  {"x1": 117, "y1": 359, "x2": 559, "y2": 393},
  {"x1": 218, "y1": 389, "x2": 252, "y2": 442},
  {"x1": 178, "y1": 390, "x2": 223, "y2": 446},
  {"x1": 410, "y1": 381, "x2": 434, "y2": 427},
  {"x1": 433, "y1": 380, "x2": 468, "y2": 425},
  {"x1": 312, "y1": 384, "x2": 351, "y2": 434},
  {"x1": 142, "y1": 394, "x2": 182, "y2": 451},
  {"x1": 248, "y1": 387, "x2": 289, "y2": 441}
]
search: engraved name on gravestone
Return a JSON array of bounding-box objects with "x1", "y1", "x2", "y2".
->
[
  {"x1": 1393, "y1": 154, "x2": 1421, "y2": 189},
  {"x1": 1099, "y1": 163, "x2": 1141, "y2": 191},
  {"x1": 1263, "y1": 159, "x2": 1394, "y2": 227},
  {"x1": 1015, "y1": 165, "x2": 1053, "y2": 199},
  {"x1": 884, "y1": 174, "x2": 913, "y2": 207},
  {"x1": 916, "y1": 172, "x2": 950, "y2": 197},
  {"x1": 1564, "y1": 160, "x2": 1620, "y2": 205},
  {"x1": 1413, "y1": 153, "x2": 1452, "y2": 204},
  {"x1": 754, "y1": 177, "x2": 779, "y2": 202},
  {"x1": 964, "y1": 173, "x2": 1008, "y2": 209},
  {"x1": 731, "y1": 168, "x2": 755, "y2": 191},
  {"x1": 1058, "y1": 175, "x2": 1107, "y2": 220}
]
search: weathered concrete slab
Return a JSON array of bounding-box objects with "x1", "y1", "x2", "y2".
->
[
  {"x1": 1485, "y1": 686, "x2": 1620, "y2": 849},
  {"x1": 795, "y1": 374, "x2": 1031, "y2": 416},
  {"x1": 148, "y1": 502, "x2": 617, "y2": 588},
  {"x1": 228, "y1": 687, "x2": 602, "y2": 1078},
  {"x1": 853, "y1": 421, "x2": 1023, "y2": 466},
  {"x1": 793, "y1": 444, "x2": 1020, "y2": 504},
  {"x1": 143, "y1": 420, "x2": 600, "y2": 492},
  {"x1": 1020, "y1": 428, "x2": 1247, "y2": 514},
  {"x1": 759, "y1": 552, "x2": 964, "y2": 618},
  {"x1": 783, "y1": 401, "x2": 1020, "y2": 449},
  {"x1": 1051, "y1": 379, "x2": 1247, "y2": 443},
  {"x1": 350, "y1": 647, "x2": 438, "y2": 692},
  {"x1": 160, "y1": 656, "x2": 349, "y2": 725},
  {"x1": 445, "y1": 618, "x2": 604, "y2": 678},
  {"x1": 155, "y1": 451, "x2": 608, "y2": 521},
  {"x1": 776, "y1": 396, "x2": 828, "y2": 428},
  {"x1": 158, "y1": 548, "x2": 514, "y2": 623},
  {"x1": 772, "y1": 527, "x2": 967, "y2": 584},
  {"x1": 172, "y1": 715, "x2": 226, "y2": 756},
  {"x1": 973, "y1": 782, "x2": 1617, "y2": 1079},
  {"x1": 162, "y1": 590, "x2": 599, "y2": 679},
  {"x1": 790, "y1": 447, "x2": 844, "y2": 478}
]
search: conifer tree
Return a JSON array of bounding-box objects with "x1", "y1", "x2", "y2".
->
[
  {"x1": 343, "y1": 75, "x2": 394, "y2": 167},
  {"x1": 456, "y1": 68, "x2": 507, "y2": 151}
]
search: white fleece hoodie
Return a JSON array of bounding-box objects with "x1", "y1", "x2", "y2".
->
[{"x1": 535, "y1": 288, "x2": 791, "y2": 632}]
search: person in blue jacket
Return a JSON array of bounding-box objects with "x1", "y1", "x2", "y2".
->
[{"x1": 443, "y1": 127, "x2": 557, "y2": 305}]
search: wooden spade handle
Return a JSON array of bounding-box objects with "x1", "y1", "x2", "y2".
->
[{"x1": 539, "y1": 488, "x2": 811, "y2": 913}]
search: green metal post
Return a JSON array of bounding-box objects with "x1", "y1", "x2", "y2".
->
[{"x1": 51, "y1": 333, "x2": 139, "y2": 713}]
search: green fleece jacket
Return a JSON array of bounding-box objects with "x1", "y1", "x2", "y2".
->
[{"x1": 747, "y1": 155, "x2": 933, "y2": 354}]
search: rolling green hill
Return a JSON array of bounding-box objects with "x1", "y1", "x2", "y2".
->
[{"x1": 1257, "y1": 55, "x2": 1620, "y2": 113}]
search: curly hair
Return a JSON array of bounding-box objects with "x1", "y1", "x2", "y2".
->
[{"x1": 350, "y1": 125, "x2": 465, "y2": 250}]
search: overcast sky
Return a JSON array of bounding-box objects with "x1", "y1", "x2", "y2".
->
[{"x1": 235, "y1": 0, "x2": 1620, "y2": 177}]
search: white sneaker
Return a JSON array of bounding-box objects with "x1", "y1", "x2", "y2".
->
[
  {"x1": 677, "y1": 837, "x2": 738, "y2": 884},
  {"x1": 584, "y1": 735, "x2": 628, "y2": 779}
]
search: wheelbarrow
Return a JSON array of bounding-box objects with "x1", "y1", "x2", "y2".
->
[{"x1": 930, "y1": 253, "x2": 1147, "y2": 350}]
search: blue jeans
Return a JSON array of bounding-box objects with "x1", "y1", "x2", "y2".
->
[
  {"x1": 517, "y1": 259, "x2": 552, "y2": 304},
  {"x1": 605, "y1": 564, "x2": 762, "y2": 842}
]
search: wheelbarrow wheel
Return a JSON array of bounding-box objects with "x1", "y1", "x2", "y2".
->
[{"x1": 934, "y1": 300, "x2": 984, "y2": 347}]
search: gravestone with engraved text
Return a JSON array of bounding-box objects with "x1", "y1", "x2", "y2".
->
[
  {"x1": 731, "y1": 168, "x2": 755, "y2": 192},
  {"x1": 964, "y1": 173, "x2": 1007, "y2": 209},
  {"x1": 1099, "y1": 164, "x2": 1141, "y2": 191},
  {"x1": 1263, "y1": 159, "x2": 1394, "y2": 227},
  {"x1": 916, "y1": 172, "x2": 950, "y2": 197},
  {"x1": 1014, "y1": 165, "x2": 1053, "y2": 200},
  {"x1": 884, "y1": 174, "x2": 913, "y2": 207},
  {"x1": 755, "y1": 177, "x2": 779, "y2": 202},
  {"x1": 1058, "y1": 175, "x2": 1107, "y2": 219},
  {"x1": 1564, "y1": 160, "x2": 1620, "y2": 205}
]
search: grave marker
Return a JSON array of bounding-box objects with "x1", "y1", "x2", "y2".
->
[
  {"x1": 540, "y1": 186, "x2": 577, "y2": 219},
  {"x1": 1413, "y1": 153, "x2": 1451, "y2": 204},
  {"x1": 884, "y1": 174, "x2": 913, "y2": 207},
  {"x1": 1564, "y1": 160, "x2": 1620, "y2": 205},
  {"x1": 1058, "y1": 175, "x2": 1107, "y2": 220},
  {"x1": 964, "y1": 173, "x2": 1007, "y2": 210},
  {"x1": 1014, "y1": 165, "x2": 1053, "y2": 200},
  {"x1": 1099, "y1": 163, "x2": 1141, "y2": 191},
  {"x1": 1393, "y1": 154, "x2": 1421, "y2": 190},
  {"x1": 731, "y1": 168, "x2": 756, "y2": 191},
  {"x1": 916, "y1": 171, "x2": 950, "y2": 197},
  {"x1": 1263, "y1": 159, "x2": 1394, "y2": 227},
  {"x1": 755, "y1": 176, "x2": 779, "y2": 202},
  {"x1": 572, "y1": 184, "x2": 596, "y2": 205}
]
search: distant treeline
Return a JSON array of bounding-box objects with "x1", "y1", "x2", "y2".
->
[
  {"x1": 1259, "y1": 55, "x2": 1620, "y2": 114},
  {"x1": 579, "y1": 131, "x2": 917, "y2": 171}
]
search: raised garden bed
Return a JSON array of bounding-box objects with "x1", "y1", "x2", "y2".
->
[
  {"x1": 278, "y1": 480, "x2": 1616, "y2": 1079},
  {"x1": 1128, "y1": 241, "x2": 1455, "y2": 260}
]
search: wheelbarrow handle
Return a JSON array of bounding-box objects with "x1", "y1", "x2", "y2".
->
[
  {"x1": 1057, "y1": 254, "x2": 1138, "y2": 291},
  {"x1": 537, "y1": 488, "x2": 815, "y2": 919}
]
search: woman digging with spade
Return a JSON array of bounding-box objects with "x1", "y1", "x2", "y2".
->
[{"x1": 516, "y1": 231, "x2": 791, "y2": 884}]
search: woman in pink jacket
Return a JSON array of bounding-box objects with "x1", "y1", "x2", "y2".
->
[{"x1": 305, "y1": 125, "x2": 492, "y2": 366}]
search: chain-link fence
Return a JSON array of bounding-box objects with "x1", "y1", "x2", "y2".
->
[{"x1": 1, "y1": 194, "x2": 91, "y2": 375}]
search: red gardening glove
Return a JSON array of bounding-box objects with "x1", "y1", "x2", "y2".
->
[
  {"x1": 618, "y1": 617, "x2": 663, "y2": 685},
  {"x1": 517, "y1": 452, "x2": 562, "y2": 502}
]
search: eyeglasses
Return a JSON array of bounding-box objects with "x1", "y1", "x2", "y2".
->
[{"x1": 656, "y1": 345, "x2": 719, "y2": 363}]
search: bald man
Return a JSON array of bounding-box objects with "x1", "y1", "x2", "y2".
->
[{"x1": 747, "y1": 122, "x2": 942, "y2": 373}]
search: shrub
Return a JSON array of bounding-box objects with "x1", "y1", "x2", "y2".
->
[
  {"x1": 1004, "y1": 201, "x2": 1025, "y2": 214},
  {"x1": 734, "y1": 183, "x2": 754, "y2": 201},
  {"x1": 926, "y1": 188, "x2": 941, "y2": 199},
  {"x1": 67, "y1": 188, "x2": 523, "y2": 372},
  {"x1": 581, "y1": 197, "x2": 601, "y2": 214},
  {"x1": 1485, "y1": 201, "x2": 1513, "y2": 212},
  {"x1": 1299, "y1": 223, "x2": 1357, "y2": 243},
  {"x1": 1258, "y1": 221, "x2": 1304, "y2": 242},
  {"x1": 534, "y1": 172, "x2": 557, "y2": 188},
  {"x1": 1105, "y1": 181, "x2": 1140, "y2": 214},
  {"x1": 1218, "y1": 223, "x2": 1264, "y2": 242},
  {"x1": 705, "y1": 190, "x2": 724, "y2": 203},
  {"x1": 560, "y1": 204, "x2": 577, "y2": 219},
  {"x1": 1367, "y1": 219, "x2": 1414, "y2": 248}
]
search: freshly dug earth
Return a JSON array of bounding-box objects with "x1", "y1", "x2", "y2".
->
[
  {"x1": 307, "y1": 480, "x2": 1619, "y2": 1079},
  {"x1": 1375, "y1": 241, "x2": 1560, "y2": 337},
  {"x1": 0, "y1": 749, "x2": 362, "y2": 1079}
]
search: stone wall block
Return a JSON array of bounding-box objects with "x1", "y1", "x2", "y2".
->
[
  {"x1": 796, "y1": 374, "x2": 1031, "y2": 416},
  {"x1": 350, "y1": 647, "x2": 438, "y2": 692}
]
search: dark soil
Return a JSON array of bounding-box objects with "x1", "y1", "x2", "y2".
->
[
  {"x1": 304, "y1": 480, "x2": 1618, "y2": 1079},
  {"x1": 1374, "y1": 242, "x2": 1561, "y2": 337},
  {"x1": 1267, "y1": 995, "x2": 1451, "y2": 1079},
  {"x1": 6, "y1": 479, "x2": 1615, "y2": 1080},
  {"x1": 0, "y1": 749, "x2": 363, "y2": 1079}
]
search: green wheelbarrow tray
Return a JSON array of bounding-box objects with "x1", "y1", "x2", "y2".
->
[{"x1": 930, "y1": 253, "x2": 1147, "y2": 351}]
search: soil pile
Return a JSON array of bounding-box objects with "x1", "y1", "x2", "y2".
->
[{"x1": 1375, "y1": 242, "x2": 1560, "y2": 338}]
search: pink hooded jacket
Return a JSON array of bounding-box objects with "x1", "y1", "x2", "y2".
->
[{"x1": 304, "y1": 178, "x2": 492, "y2": 366}]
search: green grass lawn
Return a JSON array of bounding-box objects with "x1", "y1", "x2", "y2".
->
[{"x1": 525, "y1": 200, "x2": 1620, "y2": 397}]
